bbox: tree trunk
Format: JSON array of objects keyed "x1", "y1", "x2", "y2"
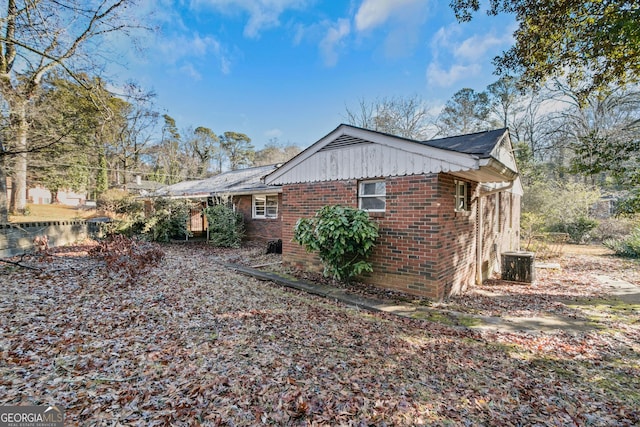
[
  {"x1": 0, "y1": 159, "x2": 8, "y2": 223},
  {"x1": 9, "y1": 101, "x2": 28, "y2": 214}
]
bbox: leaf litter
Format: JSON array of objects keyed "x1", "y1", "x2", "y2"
[{"x1": 1, "y1": 243, "x2": 639, "y2": 425}]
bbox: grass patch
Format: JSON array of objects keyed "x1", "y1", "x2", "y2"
[
  {"x1": 9, "y1": 203, "x2": 96, "y2": 223},
  {"x1": 531, "y1": 357, "x2": 640, "y2": 404},
  {"x1": 566, "y1": 298, "x2": 640, "y2": 325}
]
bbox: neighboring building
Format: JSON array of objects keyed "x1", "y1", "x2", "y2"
[
  {"x1": 124, "y1": 176, "x2": 166, "y2": 197},
  {"x1": 26, "y1": 185, "x2": 86, "y2": 206},
  {"x1": 28, "y1": 185, "x2": 52, "y2": 205},
  {"x1": 156, "y1": 165, "x2": 282, "y2": 241},
  {"x1": 264, "y1": 124, "x2": 522, "y2": 300},
  {"x1": 55, "y1": 189, "x2": 87, "y2": 206}
]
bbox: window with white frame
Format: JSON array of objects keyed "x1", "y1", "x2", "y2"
[
  {"x1": 253, "y1": 194, "x2": 278, "y2": 219},
  {"x1": 454, "y1": 180, "x2": 468, "y2": 212},
  {"x1": 359, "y1": 180, "x2": 386, "y2": 212}
]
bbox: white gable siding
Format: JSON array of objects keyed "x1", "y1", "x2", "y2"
[
  {"x1": 268, "y1": 143, "x2": 479, "y2": 184},
  {"x1": 490, "y1": 134, "x2": 518, "y2": 172}
]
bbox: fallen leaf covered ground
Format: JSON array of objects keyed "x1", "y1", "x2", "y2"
[{"x1": 1, "y1": 242, "x2": 639, "y2": 426}]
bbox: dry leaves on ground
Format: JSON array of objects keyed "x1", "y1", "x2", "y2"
[{"x1": 1, "y1": 243, "x2": 639, "y2": 426}]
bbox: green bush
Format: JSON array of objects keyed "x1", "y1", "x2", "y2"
[
  {"x1": 549, "y1": 216, "x2": 599, "y2": 244},
  {"x1": 522, "y1": 180, "x2": 600, "y2": 232},
  {"x1": 614, "y1": 192, "x2": 640, "y2": 217},
  {"x1": 604, "y1": 227, "x2": 640, "y2": 257},
  {"x1": 142, "y1": 198, "x2": 191, "y2": 242},
  {"x1": 204, "y1": 204, "x2": 244, "y2": 248},
  {"x1": 97, "y1": 189, "x2": 142, "y2": 215},
  {"x1": 98, "y1": 196, "x2": 190, "y2": 242},
  {"x1": 293, "y1": 205, "x2": 379, "y2": 282},
  {"x1": 593, "y1": 217, "x2": 637, "y2": 242}
]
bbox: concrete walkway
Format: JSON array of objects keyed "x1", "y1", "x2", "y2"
[
  {"x1": 228, "y1": 264, "x2": 639, "y2": 334},
  {"x1": 594, "y1": 274, "x2": 640, "y2": 303}
]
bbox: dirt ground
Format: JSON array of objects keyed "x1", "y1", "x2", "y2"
[
  {"x1": 1, "y1": 242, "x2": 639, "y2": 425},
  {"x1": 561, "y1": 243, "x2": 616, "y2": 256}
]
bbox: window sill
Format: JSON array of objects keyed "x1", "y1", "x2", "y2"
[
  {"x1": 367, "y1": 211, "x2": 385, "y2": 218},
  {"x1": 455, "y1": 210, "x2": 471, "y2": 218}
]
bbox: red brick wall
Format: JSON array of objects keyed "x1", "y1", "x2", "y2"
[
  {"x1": 234, "y1": 194, "x2": 283, "y2": 242},
  {"x1": 281, "y1": 174, "x2": 481, "y2": 300},
  {"x1": 281, "y1": 180, "x2": 358, "y2": 273},
  {"x1": 430, "y1": 174, "x2": 478, "y2": 297}
]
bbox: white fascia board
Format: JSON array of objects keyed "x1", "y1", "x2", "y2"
[
  {"x1": 223, "y1": 187, "x2": 282, "y2": 196},
  {"x1": 478, "y1": 157, "x2": 519, "y2": 181},
  {"x1": 162, "y1": 193, "x2": 210, "y2": 199}
]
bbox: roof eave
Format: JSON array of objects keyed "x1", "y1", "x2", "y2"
[
  {"x1": 451, "y1": 158, "x2": 518, "y2": 183},
  {"x1": 220, "y1": 186, "x2": 282, "y2": 196}
]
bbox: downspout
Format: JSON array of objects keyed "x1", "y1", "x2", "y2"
[
  {"x1": 476, "y1": 195, "x2": 483, "y2": 284},
  {"x1": 475, "y1": 180, "x2": 516, "y2": 285}
]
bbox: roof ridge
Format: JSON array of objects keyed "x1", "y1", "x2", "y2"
[{"x1": 421, "y1": 127, "x2": 508, "y2": 144}]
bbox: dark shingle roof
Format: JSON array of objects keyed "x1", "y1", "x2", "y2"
[{"x1": 419, "y1": 128, "x2": 508, "y2": 158}]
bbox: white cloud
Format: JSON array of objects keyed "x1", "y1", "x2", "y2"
[
  {"x1": 194, "y1": 0, "x2": 310, "y2": 38},
  {"x1": 426, "y1": 23, "x2": 513, "y2": 88},
  {"x1": 429, "y1": 25, "x2": 461, "y2": 60},
  {"x1": 454, "y1": 32, "x2": 512, "y2": 62},
  {"x1": 426, "y1": 62, "x2": 482, "y2": 87},
  {"x1": 157, "y1": 32, "x2": 232, "y2": 76},
  {"x1": 219, "y1": 56, "x2": 232, "y2": 75},
  {"x1": 319, "y1": 18, "x2": 351, "y2": 67},
  {"x1": 158, "y1": 34, "x2": 218, "y2": 60},
  {"x1": 354, "y1": 0, "x2": 425, "y2": 32},
  {"x1": 179, "y1": 63, "x2": 203, "y2": 80}
]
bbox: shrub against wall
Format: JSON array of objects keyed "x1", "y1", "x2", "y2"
[
  {"x1": 142, "y1": 198, "x2": 191, "y2": 242},
  {"x1": 293, "y1": 205, "x2": 379, "y2": 282},
  {"x1": 97, "y1": 189, "x2": 142, "y2": 215},
  {"x1": 96, "y1": 195, "x2": 191, "y2": 242},
  {"x1": 204, "y1": 204, "x2": 244, "y2": 248}
]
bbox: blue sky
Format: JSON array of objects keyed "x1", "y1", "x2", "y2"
[{"x1": 124, "y1": 0, "x2": 516, "y2": 150}]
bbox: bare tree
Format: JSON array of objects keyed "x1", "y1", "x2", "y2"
[
  {"x1": 109, "y1": 84, "x2": 158, "y2": 184},
  {"x1": 545, "y1": 80, "x2": 640, "y2": 185},
  {"x1": 0, "y1": 0, "x2": 146, "y2": 219},
  {"x1": 345, "y1": 95, "x2": 437, "y2": 140},
  {"x1": 253, "y1": 138, "x2": 301, "y2": 166}
]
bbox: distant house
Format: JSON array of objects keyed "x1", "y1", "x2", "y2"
[
  {"x1": 264, "y1": 124, "x2": 522, "y2": 300},
  {"x1": 55, "y1": 189, "x2": 87, "y2": 207},
  {"x1": 27, "y1": 185, "x2": 52, "y2": 205},
  {"x1": 156, "y1": 165, "x2": 282, "y2": 241},
  {"x1": 26, "y1": 185, "x2": 86, "y2": 206},
  {"x1": 124, "y1": 176, "x2": 165, "y2": 197}
]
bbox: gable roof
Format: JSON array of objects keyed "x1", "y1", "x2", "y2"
[
  {"x1": 419, "y1": 128, "x2": 508, "y2": 157},
  {"x1": 155, "y1": 164, "x2": 281, "y2": 199},
  {"x1": 264, "y1": 124, "x2": 519, "y2": 186}
]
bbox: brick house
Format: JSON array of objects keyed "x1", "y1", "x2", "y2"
[
  {"x1": 156, "y1": 164, "x2": 282, "y2": 241},
  {"x1": 264, "y1": 124, "x2": 522, "y2": 300}
]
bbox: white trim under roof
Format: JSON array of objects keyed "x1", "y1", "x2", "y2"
[{"x1": 265, "y1": 124, "x2": 518, "y2": 185}]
